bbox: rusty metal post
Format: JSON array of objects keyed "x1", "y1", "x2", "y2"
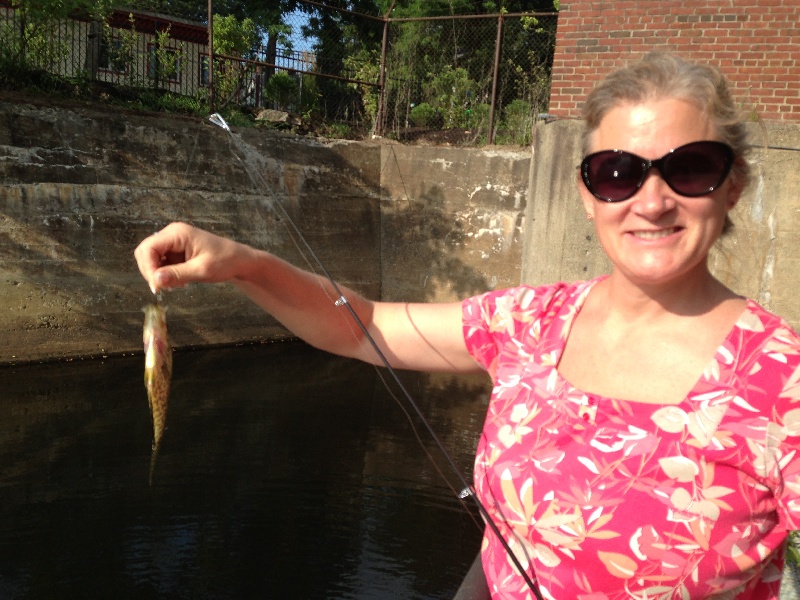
[
  {"x1": 375, "y1": 17, "x2": 389, "y2": 137},
  {"x1": 488, "y1": 13, "x2": 504, "y2": 145},
  {"x1": 207, "y1": 0, "x2": 214, "y2": 113}
]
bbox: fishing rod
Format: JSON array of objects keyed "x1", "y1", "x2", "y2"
[{"x1": 207, "y1": 113, "x2": 544, "y2": 600}]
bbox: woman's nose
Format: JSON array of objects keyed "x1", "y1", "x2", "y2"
[{"x1": 630, "y1": 170, "x2": 677, "y2": 216}]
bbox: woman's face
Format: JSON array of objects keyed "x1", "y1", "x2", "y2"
[{"x1": 578, "y1": 97, "x2": 743, "y2": 288}]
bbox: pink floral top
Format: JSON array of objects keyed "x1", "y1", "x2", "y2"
[{"x1": 462, "y1": 278, "x2": 800, "y2": 600}]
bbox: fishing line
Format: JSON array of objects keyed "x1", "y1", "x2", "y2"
[{"x1": 208, "y1": 113, "x2": 543, "y2": 600}]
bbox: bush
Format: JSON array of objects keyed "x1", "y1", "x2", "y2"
[
  {"x1": 298, "y1": 73, "x2": 321, "y2": 117},
  {"x1": 499, "y1": 99, "x2": 534, "y2": 146},
  {"x1": 264, "y1": 71, "x2": 299, "y2": 111},
  {"x1": 466, "y1": 102, "x2": 491, "y2": 130},
  {"x1": 409, "y1": 102, "x2": 442, "y2": 128},
  {"x1": 322, "y1": 122, "x2": 351, "y2": 139}
]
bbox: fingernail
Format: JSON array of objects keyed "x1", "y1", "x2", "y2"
[{"x1": 154, "y1": 271, "x2": 168, "y2": 289}]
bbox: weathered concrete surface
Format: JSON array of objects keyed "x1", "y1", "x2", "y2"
[
  {"x1": 379, "y1": 144, "x2": 530, "y2": 302},
  {"x1": 523, "y1": 119, "x2": 800, "y2": 330},
  {"x1": 0, "y1": 95, "x2": 383, "y2": 362},
  {"x1": 4, "y1": 94, "x2": 798, "y2": 365},
  {"x1": 0, "y1": 94, "x2": 530, "y2": 363}
]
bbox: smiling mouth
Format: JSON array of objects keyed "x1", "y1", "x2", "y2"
[{"x1": 632, "y1": 227, "x2": 680, "y2": 240}]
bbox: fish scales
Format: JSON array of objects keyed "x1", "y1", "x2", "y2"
[{"x1": 143, "y1": 303, "x2": 172, "y2": 485}]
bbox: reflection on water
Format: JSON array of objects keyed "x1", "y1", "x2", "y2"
[{"x1": 0, "y1": 342, "x2": 489, "y2": 599}]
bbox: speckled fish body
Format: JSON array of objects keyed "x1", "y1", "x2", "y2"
[{"x1": 143, "y1": 303, "x2": 172, "y2": 485}]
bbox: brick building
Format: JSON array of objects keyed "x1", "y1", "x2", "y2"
[{"x1": 548, "y1": 0, "x2": 800, "y2": 122}]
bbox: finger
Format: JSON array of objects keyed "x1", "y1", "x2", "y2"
[
  {"x1": 134, "y1": 226, "x2": 190, "y2": 293},
  {"x1": 153, "y1": 267, "x2": 187, "y2": 291},
  {"x1": 153, "y1": 248, "x2": 214, "y2": 290}
]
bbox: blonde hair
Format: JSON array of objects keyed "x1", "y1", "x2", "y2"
[{"x1": 581, "y1": 52, "x2": 751, "y2": 191}]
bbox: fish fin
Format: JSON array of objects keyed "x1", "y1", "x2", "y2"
[{"x1": 148, "y1": 440, "x2": 160, "y2": 487}]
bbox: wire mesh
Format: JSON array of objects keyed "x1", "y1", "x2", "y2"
[
  {"x1": 0, "y1": 0, "x2": 557, "y2": 146},
  {"x1": 381, "y1": 14, "x2": 557, "y2": 145}
]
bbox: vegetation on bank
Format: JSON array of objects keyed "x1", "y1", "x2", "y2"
[{"x1": 0, "y1": 0, "x2": 558, "y2": 144}]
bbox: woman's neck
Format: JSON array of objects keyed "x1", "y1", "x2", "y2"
[{"x1": 599, "y1": 266, "x2": 740, "y2": 322}]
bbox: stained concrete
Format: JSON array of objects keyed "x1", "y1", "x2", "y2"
[
  {"x1": 0, "y1": 95, "x2": 529, "y2": 363},
  {"x1": 379, "y1": 144, "x2": 530, "y2": 303}
]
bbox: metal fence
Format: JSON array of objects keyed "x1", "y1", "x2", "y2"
[
  {"x1": 0, "y1": 0, "x2": 557, "y2": 145},
  {"x1": 0, "y1": 3, "x2": 206, "y2": 92},
  {"x1": 381, "y1": 13, "x2": 557, "y2": 145}
]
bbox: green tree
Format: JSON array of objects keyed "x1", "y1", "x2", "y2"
[
  {"x1": 376, "y1": 0, "x2": 557, "y2": 139},
  {"x1": 296, "y1": 1, "x2": 382, "y2": 123},
  {"x1": 210, "y1": 13, "x2": 259, "y2": 108},
  {"x1": 1, "y1": 0, "x2": 114, "y2": 72},
  {"x1": 150, "y1": 24, "x2": 186, "y2": 89}
]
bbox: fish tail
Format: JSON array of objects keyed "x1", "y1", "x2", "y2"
[{"x1": 149, "y1": 440, "x2": 160, "y2": 487}]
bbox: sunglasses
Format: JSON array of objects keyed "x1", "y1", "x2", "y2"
[{"x1": 580, "y1": 140, "x2": 735, "y2": 202}]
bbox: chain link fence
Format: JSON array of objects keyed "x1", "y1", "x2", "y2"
[
  {"x1": 380, "y1": 13, "x2": 557, "y2": 145},
  {"x1": 0, "y1": 0, "x2": 557, "y2": 146}
]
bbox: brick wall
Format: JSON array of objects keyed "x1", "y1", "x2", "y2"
[{"x1": 548, "y1": 0, "x2": 800, "y2": 122}]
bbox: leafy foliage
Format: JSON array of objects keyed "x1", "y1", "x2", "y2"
[
  {"x1": 0, "y1": 0, "x2": 558, "y2": 145},
  {"x1": 150, "y1": 25, "x2": 186, "y2": 88},
  {"x1": 213, "y1": 13, "x2": 259, "y2": 57},
  {"x1": 1, "y1": 0, "x2": 113, "y2": 73},
  {"x1": 409, "y1": 103, "x2": 441, "y2": 128},
  {"x1": 789, "y1": 531, "x2": 800, "y2": 567},
  {"x1": 211, "y1": 13, "x2": 260, "y2": 108},
  {"x1": 344, "y1": 48, "x2": 380, "y2": 132},
  {"x1": 263, "y1": 70, "x2": 298, "y2": 110}
]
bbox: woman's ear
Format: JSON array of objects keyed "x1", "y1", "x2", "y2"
[
  {"x1": 578, "y1": 170, "x2": 596, "y2": 220},
  {"x1": 725, "y1": 158, "x2": 747, "y2": 211}
]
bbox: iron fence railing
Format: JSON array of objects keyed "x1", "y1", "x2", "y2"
[{"x1": 0, "y1": 0, "x2": 557, "y2": 145}]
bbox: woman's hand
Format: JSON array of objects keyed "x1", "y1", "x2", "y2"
[{"x1": 134, "y1": 222, "x2": 254, "y2": 294}]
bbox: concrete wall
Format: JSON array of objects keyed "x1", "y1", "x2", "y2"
[
  {"x1": 379, "y1": 144, "x2": 530, "y2": 303},
  {"x1": 0, "y1": 96, "x2": 381, "y2": 363},
  {"x1": 0, "y1": 94, "x2": 529, "y2": 364},
  {"x1": 523, "y1": 118, "x2": 800, "y2": 329},
  {"x1": 2, "y1": 94, "x2": 799, "y2": 365}
]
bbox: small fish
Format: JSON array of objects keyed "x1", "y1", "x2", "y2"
[{"x1": 143, "y1": 302, "x2": 172, "y2": 486}]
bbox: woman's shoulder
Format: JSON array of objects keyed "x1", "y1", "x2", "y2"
[
  {"x1": 464, "y1": 277, "x2": 602, "y2": 315},
  {"x1": 738, "y1": 299, "x2": 800, "y2": 347},
  {"x1": 733, "y1": 299, "x2": 800, "y2": 399},
  {"x1": 461, "y1": 278, "x2": 601, "y2": 366}
]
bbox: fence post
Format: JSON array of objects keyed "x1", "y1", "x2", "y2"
[
  {"x1": 85, "y1": 19, "x2": 102, "y2": 81},
  {"x1": 207, "y1": 0, "x2": 214, "y2": 113},
  {"x1": 375, "y1": 17, "x2": 389, "y2": 137},
  {"x1": 488, "y1": 13, "x2": 504, "y2": 145}
]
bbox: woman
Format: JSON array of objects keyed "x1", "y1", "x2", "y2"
[{"x1": 135, "y1": 53, "x2": 800, "y2": 599}]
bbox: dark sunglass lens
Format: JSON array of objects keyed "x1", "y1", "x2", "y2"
[
  {"x1": 586, "y1": 151, "x2": 643, "y2": 201},
  {"x1": 664, "y1": 142, "x2": 733, "y2": 196}
]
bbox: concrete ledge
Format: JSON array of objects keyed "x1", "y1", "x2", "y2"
[{"x1": 0, "y1": 98, "x2": 530, "y2": 363}]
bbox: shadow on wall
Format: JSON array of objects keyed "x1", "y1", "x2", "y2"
[
  {"x1": 378, "y1": 143, "x2": 527, "y2": 304},
  {"x1": 0, "y1": 191, "x2": 150, "y2": 356},
  {"x1": 380, "y1": 183, "x2": 493, "y2": 303},
  {"x1": 0, "y1": 97, "x2": 512, "y2": 362}
]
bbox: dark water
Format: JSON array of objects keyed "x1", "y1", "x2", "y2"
[{"x1": 0, "y1": 342, "x2": 489, "y2": 599}]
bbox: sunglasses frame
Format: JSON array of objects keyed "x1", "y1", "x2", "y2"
[{"x1": 580, "y1": 140, "x2": 735, "y2": 203}]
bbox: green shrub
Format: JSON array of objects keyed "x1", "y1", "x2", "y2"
[
  {"x1": 322, "y1": 122, "x2": 351, "y2": 139},
  {"x1": 501, "y1": 99, "x2": 534, "y2": 146},
  {"x1": 264, "y1": 71, "x2": 299, "y2": 111},
  {"x1": 298, "y1": 73, "x2": 321, "y2": 117},
  {"x1": 410, "y1": 102, "x2": 441, "y2": 128},
  {"x1": 466, "y1": 103, "x2": 491, "y2": 130}
]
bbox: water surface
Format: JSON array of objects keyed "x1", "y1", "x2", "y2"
[{"x1": 0, "y1": 342, "x2": 489, "y2": 599}]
